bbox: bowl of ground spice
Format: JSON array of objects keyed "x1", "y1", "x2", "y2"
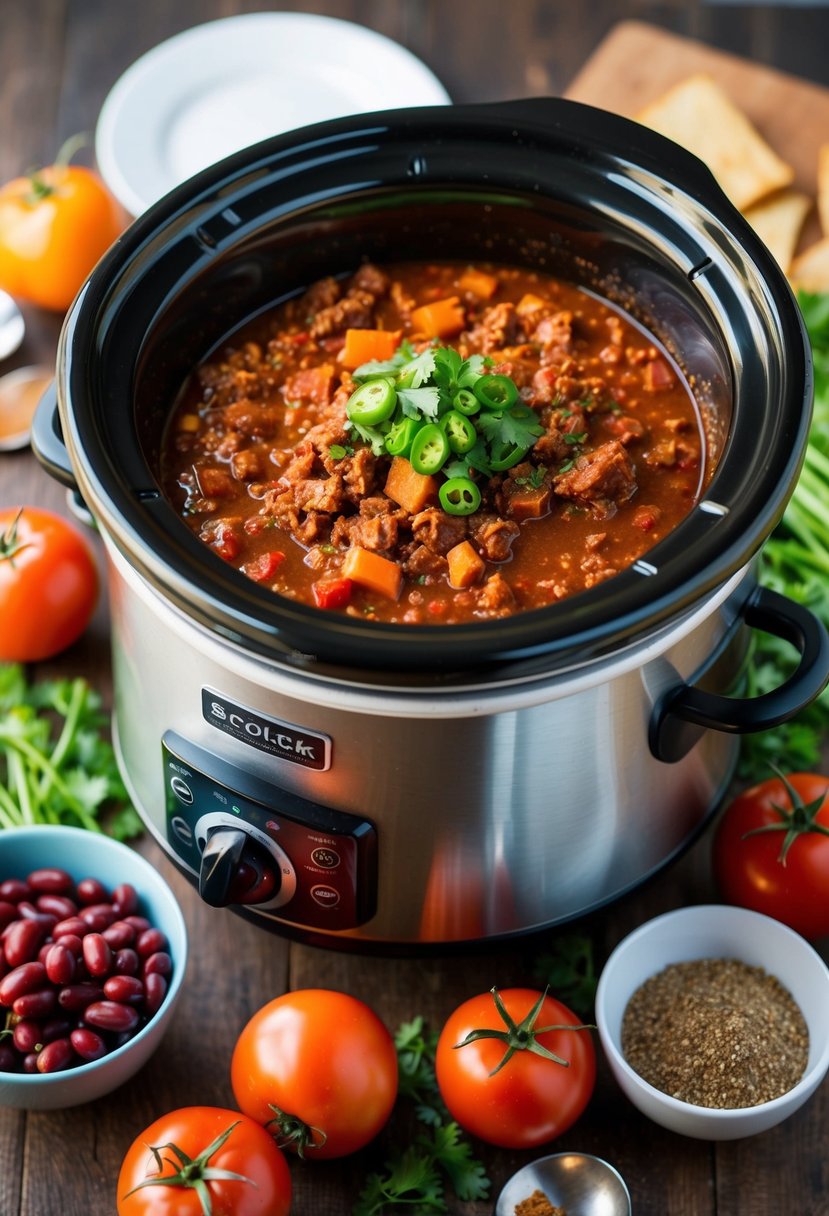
[{"x1": 595, "y1": 905, "x2": 829, "y2": 1139}]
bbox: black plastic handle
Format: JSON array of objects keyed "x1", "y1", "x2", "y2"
[
  {"x1": 650, "y1": 585, "x2": 829, "y2": 763},
  {"x1": 198, "y1": 826, "x2": 248, "y2": 908},
  {"x1": 30, "y1": 380, "x2": 78, "y2": 489}
]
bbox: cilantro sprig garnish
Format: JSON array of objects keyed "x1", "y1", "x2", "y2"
[
  {"x1": 345, "y1": 340, "x2": 543, "y2": 486},
  {"x1": 0, "y1": 663, "x2": 143, "y2": 839},
  {"x1": 354, "y1": 1016, "x2": 490, "y2": 1216}
]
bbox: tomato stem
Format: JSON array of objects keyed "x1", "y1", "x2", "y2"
[
  {"x1": 24, "y1": 133, "x2": 90, "y2": 204},
  {"x1": 741, "y1": 765, "x2": 829, "y2": 865},
  {"x1": 0, "y1": 509, "x2": 30, "y2": 566},
  {"x1": 265, "y1": 1102, "x2": 327, "y2": 1158},
  {"x1": 453, "y1": 986, "x2": 594, "y2": 1076},
  {"x1": 121, "y1": 1120, "x2": 256, "y2": 1216}
]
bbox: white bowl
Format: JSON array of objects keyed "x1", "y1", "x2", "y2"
[
  {"x1": 0, "y1": 825, "x2": 187, "y2": 1110},
  {"x1": 595, "y1": 904, "x2": 829, "y2": 1139}
]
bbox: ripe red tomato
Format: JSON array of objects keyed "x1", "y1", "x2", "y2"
[
  {"x1": 0, "y1": 506, "x2": 98, "y2": 661},
  {"x1": 0, "y1": 148, "x2": 125, "y2": 312},
  {"x1": 712, "y1": 771, "x2": 829, "y2": 939},
  {"x1": 435, "y1": 987, "x2": 596, "y2": 1149},
  {"x1": 230, "y1": 989, "x2": 397, "y2": 1160},
  {"x1": 116, "y1": 1106, "x2": 291, "y2": 1216}
]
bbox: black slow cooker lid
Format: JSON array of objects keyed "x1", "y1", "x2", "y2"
[{"x1": 57, "y1": 97, "x2": 811, "y2": 674}]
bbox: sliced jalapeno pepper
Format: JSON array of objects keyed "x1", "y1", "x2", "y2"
[
  {"x1": 346, "y1": 378, "x2": 397, "y2": 426},
  {"x1": 439, "y1": 476, "x2": 482, "y2": 516},
  {"x1": 440, "y1": 409, "x2": 477, "y2": 454},
  {"x1": 410, "y1": 423, "x2": 450, "y2": 475},
  {"x1": 488, "y1": 440, "x2": 531, "y2": 472},
  {"x1": 385, "y1": 416, "x2": 422, "y2": 458},
  {"x1": 453, "y1": 388, "x2": 480, "y2": 416},
  {"x1": 473, "y1": 373, "x2": 519, "y2": 411}
]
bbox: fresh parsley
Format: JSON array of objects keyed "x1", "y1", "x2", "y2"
[
  {"x1": 0, "y1": 664, "x2": 143, "y2": 839},
  {"x1": 354, "y1": 1016, "x2": 490, "y2": 1216}
]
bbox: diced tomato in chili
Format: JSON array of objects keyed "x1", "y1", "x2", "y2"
[
  {"x1": 211, "y1": 524, "x2": 242, "y2": 562},
  {"x1": 312, "y1": 577, "x2": 353, "y2": 610},
  {"x1": 244, "y1": 551, "x2": 286, "y2": 581}
]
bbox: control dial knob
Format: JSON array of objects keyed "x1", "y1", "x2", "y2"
[{"x1": 199, "y1": 826, "x2": 280, "y2": 908}]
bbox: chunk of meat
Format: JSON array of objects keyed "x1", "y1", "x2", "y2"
[
  {"x1": 532, "y1": 309, "x2": 573, "y2": 358},
  {"x1": 218, "y1": 399, "x2": 283, "y2": 438},
  {"x1": 340, "y1": 446, "x2": 378, "y2": 502},
  {"x1": 601, "y1": 413, "x2": 646, "y2": 445},
  {"x1": 554, "y1": 440, "x2": 637, "y2": 512},
  {"x1": 465, "y1": 302, "x2": 522, "y2": 353},
  {"x1": 309, "y1": 290, "x2": 376, "y2": 339},
  {"x1": 231, "y1": 449, "x2": 264, "y2": 481},
  {"x1": 403, "y1": 544, "x2": 448, "y2": 579},
  {"x1": 349, "y1": 263, "x2": 390, "y2": 298},
  {"x1": 330, "y1": 512, "x2": 399, "y2": 553},
  {"x1": 283, "y1": 365, "x2": 336, "y2": 407},
  {"x1": 411, "y1": 509, "x2": 468, "y2": 556},
  {"x1": 196, "y1": 466, "x2": 236, "y2": 497},
  {"x1": 472, "y1": 515, "x2": 520, "y2": 561},
  {"x1": 475, "y1": 572, "x2": 516, "y2": 615},
  {"x1": 300, "y1": 276, "x2": 341, "y2": 315},
  {"x1": 293, "y1": 476, "x2": 347, "y2": 514}
]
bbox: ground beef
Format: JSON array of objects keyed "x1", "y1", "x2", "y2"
[
  {"x1": 465, "y1": 301, "x2": 523, "y2": 353},
  {"x1": 350, "y1": 263, "x2": 390, "y2": 297},
  {"x1": 472, "y1": 515, "x2": 520, "y2": 561},
  {"x1": 217, "y1": 400, "x2": 283, "y2": 438},
  {"x1": 411, "y1": 509, "x2": 467, "y2": 555},
  {"x1": 475, "y1": 572, "x2": 516, "y2": 614},
  {"x1": 309, "y1": 290, "x2": 376, "y2": 339}
]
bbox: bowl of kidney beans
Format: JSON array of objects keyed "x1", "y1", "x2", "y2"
[{"x1": 0, "y1": 826, "x2": 187, "y2": 1109}]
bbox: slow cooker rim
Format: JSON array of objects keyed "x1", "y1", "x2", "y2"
[{"x1": 57, "y1": 97, "x2": 812, "y2": 674}]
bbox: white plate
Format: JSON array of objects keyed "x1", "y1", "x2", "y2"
[{"x1": 95, "y1": 12, "x2": 451, "y2": 216}]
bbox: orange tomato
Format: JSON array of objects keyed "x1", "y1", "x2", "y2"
[
  {"x1": 0, "y1": 151, "x2": 125, "y2": 312},
  {"x1": 0, "y1": 506, "x2": 98, "y2": 661}
]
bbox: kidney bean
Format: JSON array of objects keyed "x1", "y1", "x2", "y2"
[
  {"x1": 53, "y1": 915, "x2": 91, "y2": 939},
  {"x1": 0, "y1": 901, "x2": 18, "y2": 931},
  {"x1": 111, "y1": 883, "x2": 139, "y2": 916},
  {"x1": 36, "y1": 894, "x2": 78, "y2": 920},
  {"x1": 41, "y1": 1017, "x2": 72, "y2": 1044},
  {"x1": 45, "y1": 943, "x2": 76, "y2": 986},
  {"x1": 142, "y1": 951, "x2": 172, "y2": 979},
  {"x1": 0, "y1": 961, "x2": 47, "y2": 1005},
  {"x1": 13, "y1": 1020, "x2": 43, "y2": 1054},
  {"x1": 36, "y1": 1038, "x2": 75, "y2": 1073},
  {"x1": 70, "y1": 1027, "x2": 107, "y2": 1062},
  {"x1": 0, "y1": 944, "x2": 8, "y2": 981},
  {"x1": 114, "y1": 948, "x2": 139, "y2": 977},
  {"x1": 82, "y1": 933, "x2": 113, "y2": 978},
  {"x1": 0, "y1": 879, "x2": 30, "y2": 904},
  {"x1": 83, "y1": 1001, "x2": 139, "y2": 1033},
  {"x1": 16, "y1": 901, "x2": 41, "y2": 919},
  {"x1": 0, "y1": 1041, "x2": 18, "y2": 1072},
  {"x1": 123, "y1": 915, "x2": 151, "y2": 934},
  {"x1": 13, "y1": 987, "x2": 57, "y2": 1019},
  {"x1": 22, "y1": 1052, "x2": 39, "y2": 1073},
  {"x1": 102, "y1": 921, "x2": 135, "y2": 949},
  {"x1": 79, "y1": 904, "x2": 118, "y2": 931},
  {"x1": 144, "y1": 972, "x2": 168, "y2": 1017},
  {"x1": 103, "y1": 975, "x2": 144, "y2": 1005},
  {"x1": 27, "y1": 868, "x2": 74, "y2": 896},
  {"x1": 37, "y1": 943, "x2": 53, "y2": 966},
  {"x1": 76, "y1": 877, "x2": 109, "y2": 906},
  {"x1": 57, "y1": 983, "x2": 103, "y2": 1012},
  {"x1": 56, "y1": 933, "x2": 84, "y2": 959},
  {"x1": 3, "y1": 919, "x2": 48, "y2": 968},
  {"x1": 136, "y1": 928, "x2": 167, "y2": 959}
]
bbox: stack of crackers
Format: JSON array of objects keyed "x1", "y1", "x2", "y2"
[{"x1": 638, "y1": 74, "x2": 829, "y2": 291}]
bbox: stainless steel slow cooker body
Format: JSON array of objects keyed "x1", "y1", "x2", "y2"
[{"x1": 37, "y1": 98, "x2": 829, "y2": 946}]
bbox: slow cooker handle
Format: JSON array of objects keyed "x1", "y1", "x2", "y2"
[
  {"x1": 30, "y1": 380, "x2": 78, "y2": 489},
  {"x1": 649, "y1": 586, "x2": 829, "y2": 763}
]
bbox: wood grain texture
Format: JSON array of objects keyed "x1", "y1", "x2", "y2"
[{"x1": 1, "y1": 5, "x2": 828, "y2": 1216}]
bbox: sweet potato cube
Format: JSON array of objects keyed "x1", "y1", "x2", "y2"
[
  {"x1": 446, "y1": 540, "x2": 486, "y2": 589},
  {"x1": 342, "y1": 547, "x2": 402, "y2": 601},
  {"x1": 384, "y1": 456, "x2": 438, "y2": 514}
]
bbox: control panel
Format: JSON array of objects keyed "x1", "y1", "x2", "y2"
[{"x1": 162, "y1": 731, "x2": 377, "y2": 930}]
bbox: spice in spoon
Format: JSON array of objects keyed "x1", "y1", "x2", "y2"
[
  {"x1": 515, "y1": 1190, "x2": 567, "y2": 1216},
  {"x1": 621, "y1": 957, "x2": 808, "y2": 1108}
]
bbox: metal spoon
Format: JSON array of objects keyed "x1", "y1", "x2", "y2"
[
  {"x1": 0, "y1": 291, "x2": 24, "y2": 361},
  {"x1": 495, "y1": 1152, "x2": 632, "y2": 1216}
]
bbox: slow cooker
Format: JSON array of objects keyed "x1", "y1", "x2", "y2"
[{"x1": 34, "y1": 98, "x2": 829, "y2": 948}]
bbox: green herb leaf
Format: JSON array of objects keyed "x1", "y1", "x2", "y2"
[
  {"x1": 354, "y1": 1148, "x2": 446, "y2": 1216},
  {"x1": 397, "y1": 386, "x2": 442, "y2": 421},
  {"x1": 533, "y1": 933, "x2": 599, "y2": 1019},
  {"x1": 422, "y1": 1123, "x2": 490, "y2": 1203},
  {"x1": 0, "y1": 664, "x2": 142, "y2": 839}
]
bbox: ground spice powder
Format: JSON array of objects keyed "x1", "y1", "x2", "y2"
[
  {"x1": 621, "y1": 958, "x2": 809, "y2": 1108},
  {"x1": 514, "y1": 1190, "x2": 567, "y2": 1216}
]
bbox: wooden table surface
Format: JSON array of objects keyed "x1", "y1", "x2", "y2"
[{"x1": 2, "y1": 3, "x2": 829, "y2": 1214}]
